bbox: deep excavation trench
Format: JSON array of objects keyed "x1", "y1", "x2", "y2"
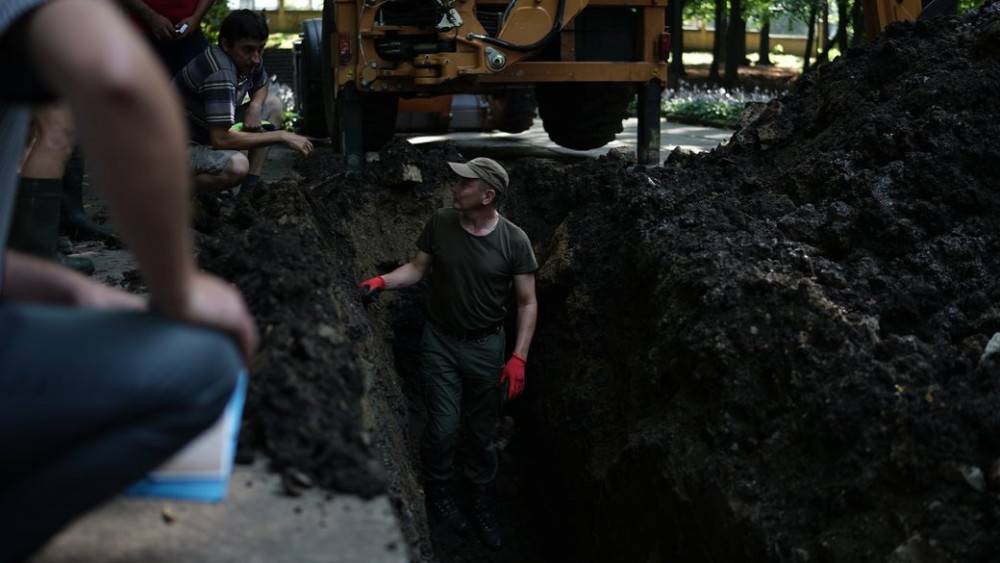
[{"x1": 197, "y1": 4, "x2": 1000, "y2": 562}]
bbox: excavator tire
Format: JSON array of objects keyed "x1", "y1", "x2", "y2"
[
  {"x1": 536, "y1": 83, "x2": 634, "y2": 150},
  {"x1": 492, "y1": 89, "x2": 537, "y2": 134},
  {"x1": 297, "y1": 19, "x2": 327, "y2": 137},
  {"x1": 299, "y1": 18, "x2": 397, "y2": 152}
]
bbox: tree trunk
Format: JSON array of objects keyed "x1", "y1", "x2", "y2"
[
  {"x1": 709, "y1": 0, "x2": 726, "y2": 83},
  {"x1": 820, "y1": 25, "x2": 840, "y2": 60},
  {"x1": 668, "y1": 0, "x2": 686, "y2": 87},
  {"x1": 819, "y1": 0, "x2": 830, "y2": 63},
  {"x1": 723, "y1": 0, "x2": 742, "y2": 88},
  {"x1": 803, "y1": 3, "x2": 817, "y2": 72},
  {"x1": 850, "y1": 0, "x2": 864, "y2": 46},
  {"x1": 758, "y1": 17, "x2": 772, "y2": 66},
  {"x1": 820, "y1": 0, "x2": 849, "y2": 59},
  {"x1": 836, "y1": 0, "x2": 849, "y2": 51},
  {"x1": 735, "y1": 17, "x2": 747, "y2": 65}
]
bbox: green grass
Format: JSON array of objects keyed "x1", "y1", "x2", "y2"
[
  {"x1": 682, "y1": 51, "x2": 805, "y2": 70},
  {"x1": 663, "y1": 98, "x2": 746, "y2": 127}
]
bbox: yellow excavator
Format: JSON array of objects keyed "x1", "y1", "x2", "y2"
[{"x1": 295, "y1": 0, "x2": 669, "y2": 168}]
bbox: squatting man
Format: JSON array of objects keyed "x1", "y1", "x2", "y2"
[
  {"x1": 359, "y1": 157, "x2": 538, "y2": 551},
  {"x1": 174, "y1": 9, "x2": 314, "y2": 192}
]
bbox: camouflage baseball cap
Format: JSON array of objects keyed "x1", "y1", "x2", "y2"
[{"x1": 447, "y1": 157, "x2": 509, "y2": 192}]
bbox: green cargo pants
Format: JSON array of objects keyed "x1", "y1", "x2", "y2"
[{"x1": 420, "y1": 322, "x2": 506, "y2": 485}]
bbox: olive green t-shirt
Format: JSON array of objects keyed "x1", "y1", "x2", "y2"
[{"x1": 417, "y1": 208, "x2": 538, "y2": 333}]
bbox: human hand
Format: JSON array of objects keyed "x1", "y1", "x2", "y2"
[
  {"x1": 156, "y1": 272, "x2": 259, "y2": 366},
  {"x1": 146, "y1": 12, "x2": 176, "y2": 40},
  {"x1": 358, "y1": 275, "x2": 385, "y2": 304},
  {"x1": 283, "y1": 132, "x2": 314, "y2": 157},
  {"x1": 175, "y1": 16, "x2": 198, "y2": 38},
  {"x1": 72, "y1": 278, "x2": 147, "y2": 311},
  {"x1": 499, "y1": 353, "x2": 526, "y2": 400}
]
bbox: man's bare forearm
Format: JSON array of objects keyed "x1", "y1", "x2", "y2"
[
  {"x1": 191, "y1": 0, "x2": 214, "y2": 22},
  {"x1": 513, "y1": 302, "x2": 537, "y2": 359},
  {"x1": 382, "y1": 262, "x2": 427, "y2": 290},
  {"x1": 242, "y1": 86, "x2": 268, "y2": 130},
  {"x1": 119, "y1": 0, "x2": 160, "y2": 24},
  {"x1": 211, "y1": 129, "x2": 286, "y2": 151},
  {"x1": 247, "y1": 86, "x2": 268, "y2": 114},
  {"x1": 2, "y1": 251, "x2": 87, "y2": 305}
]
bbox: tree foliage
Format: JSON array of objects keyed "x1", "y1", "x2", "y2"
[{"x1": 201, "y1": 0, "x2": 230, "y2": 44}]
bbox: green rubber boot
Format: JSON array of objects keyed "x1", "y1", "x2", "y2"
[{"x1": 60, "y1": 149, "x2": 116, "y2": 242}]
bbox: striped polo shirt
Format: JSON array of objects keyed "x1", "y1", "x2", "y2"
[{"x1": 173, "y1": 44, "x2": 267, "y2": 145}]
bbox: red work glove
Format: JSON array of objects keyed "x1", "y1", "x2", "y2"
[
  {"x1": 500, "y1": 353, "x2": 526, "y2": 400},
  {"x1": 358, "y1": 275, "x2": 386, "y2": 303}
]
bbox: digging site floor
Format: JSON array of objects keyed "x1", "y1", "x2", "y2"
[{"x1": 35, "y1": 4, "x2": 1000, "y2": 561}]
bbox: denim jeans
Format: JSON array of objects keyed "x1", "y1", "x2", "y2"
[{"x1": 0, "y1": 303, "x2": 242, "y2": 562}]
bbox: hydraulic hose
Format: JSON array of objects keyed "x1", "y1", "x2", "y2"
[{"x1": 466, "y1": 0, "x2": 566, "y2": 52}]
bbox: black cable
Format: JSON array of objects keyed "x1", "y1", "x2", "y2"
[{"x1": 469, "y1": 0, "x2": 566, "y2": 52}]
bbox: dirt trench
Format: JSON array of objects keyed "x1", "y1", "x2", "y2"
[{"x1": 196, "y1": 3, "x2": 1000, "y2": 561}]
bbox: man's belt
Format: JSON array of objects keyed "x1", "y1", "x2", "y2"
[{"x1": 432, "y1": 321, "x2": 503, "y2": 343}]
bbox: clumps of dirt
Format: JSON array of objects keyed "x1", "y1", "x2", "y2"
[
  {"x1": 506, "y1": 4, "x2": 1000, "y2": 562},
  {"x1": 195, "y1": 184, "x2": 388, "y2": 498}
]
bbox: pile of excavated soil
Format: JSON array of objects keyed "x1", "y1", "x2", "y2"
[
  {"x1": 512, "y1": 4, "x2": 1000, "y2": 562},
  {"x1": 197, "y1": 3, "x2": 1000, "y2": 561},
  {"x1": 195, "y1": 141, "x2": 465, "y2": 560}
]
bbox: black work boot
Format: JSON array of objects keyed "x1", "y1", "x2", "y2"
[
  {"x1": 425, "y1": 481, "x2": 470, "y2": 536},
  {"x1": 470, "y1": 484, "x2": 503, "y2": 551},
  {"x1": 60, "y1": 149, "x2": 116, "y2": 242},
  {"x1": 10, "y1": 178, "x2": 95, "y2": 275}
]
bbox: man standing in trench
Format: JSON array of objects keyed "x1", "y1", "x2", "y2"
[{"x1": 359, "y1": 157, "x2": 538, "y2": 551}]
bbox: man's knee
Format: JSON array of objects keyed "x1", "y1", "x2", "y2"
[
  {"x1": 424, "y1": 416, "x2": 461, "y2": 447},
  {"x1": 27, "y1": 0, "x2": 155, "y2": 112},
  {"x1": 223, "y1": 153, "x2": 250, "y2": 185},
  {"x1": 153, "y1": 324, "x2": 242, "y2": 422}
]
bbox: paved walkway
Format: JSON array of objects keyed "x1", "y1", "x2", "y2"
[
  {"x1": 31, "y1": 462, "x2": 407, "y2": 563},
  {"x1": 404, "y1": 117, "x2": 733, "y2": 159}
]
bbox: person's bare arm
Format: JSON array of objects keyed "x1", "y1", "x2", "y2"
[
  {"x1": 208, "y1": 125, "x2": 313, "y2": 156},
  {"x1": 119, "y1": 0, "x2": 174, "y2": 40},
  {"x1": 382, "y1": 251, "x2": 433, "y2": 289},
  {"x1": 175, "y1": 0, "x2": 214, "y2": 38},
  {"x1": 3, "y1": 251, "x2": 145, "y2": 310},
  {"x1": 242, "y1": 85, "x2": 268, "y2": 131},
  {"x1": 511, "y1": 273, "x2": 537, "y2": 359},
  {"x1": 27, "y1": 0, "x2": 257, "y2": 361}
]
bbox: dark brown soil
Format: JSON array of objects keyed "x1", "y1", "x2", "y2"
[
  {"x1": 510, "y1": 5, "x2": 1000, "y2": 562},
  {"x1": 195, "y1": 3, "x2": 1000, "y2": 561}
]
